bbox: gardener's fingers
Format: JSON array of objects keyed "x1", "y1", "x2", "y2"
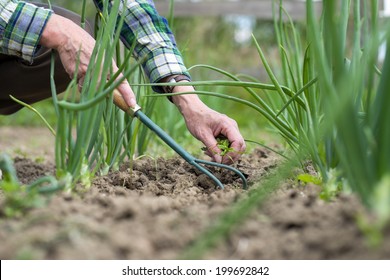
[
  {"x1": 111, "y1": 66, "x2": 137, "y2": 108},
  {"x1": 77, "y1": 76, "x2": 85, "y2": 92},
  {"x1": 202, "y1": 137, "x2": 223, "y2": 164},
  {"x1": 116, "y1": 81, "x2": 136, "y2": 108},
  {"x1": 221, "y1": 125, "x2": 246, "y2": 164},
  {"x1": 202, "y1": 129, "x2": 246, "y2": 165},
  {"x1": 172, "y1": 94, "x2": 245, "y2": 164},
  {"x1": 196, "y1": 114, "x2": 245, "y2": 164},
  {"x1": 207, "y1": 114, "x2": 245, "y2": 164}
]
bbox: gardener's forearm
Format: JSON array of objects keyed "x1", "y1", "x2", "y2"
[
  {"x1": 0, "y1": 1, "x2": 52, "y2": 62},
  {"x1": 39, "y1": 14, "x2": 70, "y2": 50},
  {"x1": 171, "y1": 86, "x2": 208, "y2": 117},
  {"x1": 92, "y1": 0, "x2": 191, "y2": 89}
]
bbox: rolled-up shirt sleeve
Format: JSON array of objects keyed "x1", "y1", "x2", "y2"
[
  {"x1": 93, "y1": 0, "x2": 191, "y2": 91},
  {"x1": 0, "y1": 0, "x2": 52, "y2": 63}
]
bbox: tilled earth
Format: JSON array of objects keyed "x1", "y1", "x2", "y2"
[{"x1": 0, "y1": 129, "x2": 390, "y2": 259}]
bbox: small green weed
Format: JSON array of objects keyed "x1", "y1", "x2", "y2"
[
  {"x1": 201, "y1": 135, "x2": 237, "y2": 162},
  {"x1": 215, "y1": 135, "x2": 235, "y2": 157},
  {"x1": 0, "y1": 153, "x2": 65, "y2": 217},
  {"x1": 0, "y1": 181, "x2": 45, "y2": 218},
  {"x1": 296, "y1": 173, "x2": 322, "y2": 185}
]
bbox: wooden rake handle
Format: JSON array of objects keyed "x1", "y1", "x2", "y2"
[{"x1": 112, "y1": 89, "x2": 141, "y2": 117}]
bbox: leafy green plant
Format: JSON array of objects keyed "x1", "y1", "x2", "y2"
[
  {"x1": 159, "y1": 1, "x2": 390, "y2": 223},
  {"x1": 181, "y1": 0, "x2": 390, "y2": 258},
  {"x1": 0, "y1": 153, "x2": 64, "y2": 217},
  {"x1": 305, "y1": 0, "x2": 390, "y2": 225},
  {"x1": 216, "y1": 136, "x2": 235, "y2": 157},
  {"x1": 9, "y1": 95, "x2": 56, "y2": 136},
  {"x1": 201, "y1": 135, "x2": 235, "y2": 158},
  {"x1": 48, "y1": 0, "x2": 157, "y2": 187},
  {"x1": 5, "y1": 0, "x2": 189, "y2": 190}
]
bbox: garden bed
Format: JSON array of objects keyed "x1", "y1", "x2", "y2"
[{"x1": 0, "y1": 127, "x2": 389, "y2": 259}]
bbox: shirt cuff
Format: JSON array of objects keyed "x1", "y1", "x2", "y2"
[
  {"x1": 1, "y1": 2, "x2": 52, "y2": 63},
  {"x1": 142, "y1": 47, "x2": 191, "y2": 93}
]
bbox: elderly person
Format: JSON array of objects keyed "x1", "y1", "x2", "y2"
[{"x1": 0, "y1": 0, "x2": 245, "y2": 163}]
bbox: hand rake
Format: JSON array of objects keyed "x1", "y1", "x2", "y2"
[{"x1": 113, "y1": 90, "x2": 247, "y2": 189}]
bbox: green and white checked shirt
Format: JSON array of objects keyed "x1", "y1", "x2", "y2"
[
  {"x1": 0, "y1": 1, "x2": 50, "y2": 62},
  {"x1": 0, "y1": 0, "x2": 190, "y2": 88}
]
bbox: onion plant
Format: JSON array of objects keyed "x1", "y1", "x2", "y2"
[
  {"x1": 306, "y1": 0, "x2": 390, "y2": 229},
  {"x1": 50, "y1": 0, "x2": 154, "y2": 186},
  {"x1": 5, "y1": 0, "x2": 178, "y2": 188},
  {"x1": 180, "y1": 0, "x2": 390, "y2": 258},
  {"x1": 159, "y1": 0, "x2": 390, "y2": 221}
]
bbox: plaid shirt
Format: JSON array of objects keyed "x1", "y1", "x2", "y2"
[
  {"x1": 0, "y1": 0, "x2": 190, "y2": 86},
  {"x1": 0, "y1": 1, "x2": 51, "y2": 62}
]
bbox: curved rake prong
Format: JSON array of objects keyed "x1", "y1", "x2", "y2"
[
  {"x1": 194, "y1": 159, "x2": 248, "y2": 189},
  {"x1": 190, "y1": 161, "x2": 224, "y2": 189}
]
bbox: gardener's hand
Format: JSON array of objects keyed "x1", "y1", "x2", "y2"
[
  {"x1": 39, "y1": 14, "x2": 136, "y2": 107},
  {"x1": 172, "y1": 86, "x2": 246, "y2": 164}
]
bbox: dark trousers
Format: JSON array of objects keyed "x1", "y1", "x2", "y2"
[{"x1": 0, "y1": 4, "x2": 92, "y2": 115}]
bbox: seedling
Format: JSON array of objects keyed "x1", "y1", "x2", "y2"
[
  {"x1": 0, "y1": 153, "x2": 64, "y2": 217},
  {"x1": 216, "y1": 135, "x2": 235, "y2": 157},
  {"x1": 201, "y1": 135, "x2": 235, "y2": 160}
]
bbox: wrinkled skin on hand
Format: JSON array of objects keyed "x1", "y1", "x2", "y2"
[
  {"x1": 39, "y1": 14, "x2": 136, "y2": 108},
  {"x1": 172, "y1": 85, "x2": 246, "y2": 164}
]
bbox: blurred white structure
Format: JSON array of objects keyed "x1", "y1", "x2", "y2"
[
  {"x1": 381, "y1": 0, "x2": 390, "y2": 16},
  {"x1": 153, "y1": 0, "x2": 320, "y2": 20},
  {"x1": 379, "y1": 0, "x2": 390, "y2": 62}
]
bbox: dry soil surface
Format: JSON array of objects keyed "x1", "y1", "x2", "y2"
[{"x1": 0, "y1": 127, "x2": 390, "y2": 259}]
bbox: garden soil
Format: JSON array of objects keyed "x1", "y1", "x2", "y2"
[{"x1": 1, "y1": 127, "x2": 390, "y2": 260}]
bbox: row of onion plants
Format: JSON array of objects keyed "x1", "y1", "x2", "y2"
[
  {"x1": 180, "y1": 0, "x2": 390, "y2": 257},
  {"x1": 51, "y1": 0, "x2": 158, "y2": 188}
]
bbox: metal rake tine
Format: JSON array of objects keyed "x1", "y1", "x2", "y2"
[
  {"x1": 194, "y1": 159, "x2": 248, "y2": 189},
  {"x1": 190, "y1": 161, "x2": 225, "y2": 189}
]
